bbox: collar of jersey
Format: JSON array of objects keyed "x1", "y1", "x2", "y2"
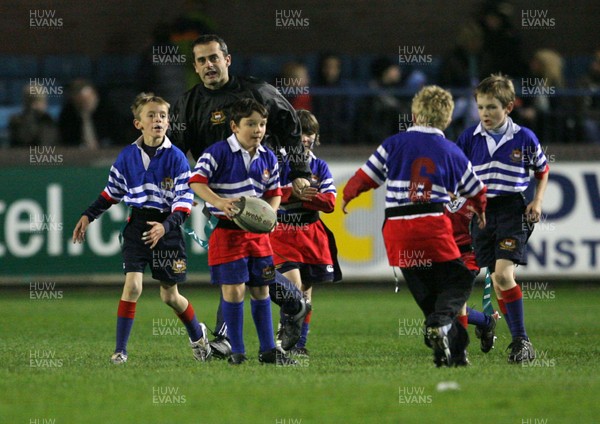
[
  {"x1": 406, "y1": 125, "x2": 445, "y2": 138},
  {"x1": 473, "y1": 117, "x2": 521, "y2": 157},
  {"x1": 473, "y1": 117, "x2": 521, "y2": 139},
  {"x1": 132, "y1": 135, "x2": 172, "y2": 150},
  {"x1": 226, "y1": 134, "x2": 267, "y2": 155}
]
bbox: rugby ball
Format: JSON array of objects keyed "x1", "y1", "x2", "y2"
[{"x1": 231, "y1": 196, "x2": 277, "y2": 233}]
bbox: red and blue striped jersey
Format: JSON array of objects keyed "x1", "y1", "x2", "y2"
[
  {"x1": 456, "y1": 118, "x2": 548, "y2": 198},
  {"x1": 359, "y1": 126, "x2": 484, "y2": 212},
  {"x1": 189, "y1": 134, "x2": 281, "y2": 216},
  {"x1": 101, "y1": 136, "x2": 193, "y2": 214}
]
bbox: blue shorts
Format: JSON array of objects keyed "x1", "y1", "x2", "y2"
[
  {"x1": 121, "y1": 217, "x2": 187, "y2": 285},
  {"x1": 210, "y1": 256, "x2": 276, "y2": 287},
  {"x1": 472, "y1": 193, "x2": 533, "y2": 272},
  {"x1": 276, "y1": 262, "x2": 335, "y2": 284}
]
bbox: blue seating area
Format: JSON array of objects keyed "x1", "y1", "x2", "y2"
[{"x1": 0, "y1": 52, "x2": 594, "y2": 146}]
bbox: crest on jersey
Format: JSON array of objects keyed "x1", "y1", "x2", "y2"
[
  {"x1": 310, "y1": 174, "x2": 319, "y2": 185},
  {"x1": 261, "y1": 168, "x2": 271, "y2": 183},
  {"x1": 499, "y1": 238, "x2": 517, "y2": 251},
  {"x1": 161, "y1": 177, "x2": 174, "y2": 190},
  {"x1": 172, "y1": 259, "x2": 187, "y2": 273},
  {"x1": 510, "y1": 148, "x2": 523, "y2": 162},
  {"x1": 445, "y1": 197, "x2": 467, "y2": 213},
  {"x1": 210, "y1": 110, "x2": 226, "y2": 125}
]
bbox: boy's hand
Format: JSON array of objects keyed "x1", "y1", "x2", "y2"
[
  {"x1": 292, "y1": 178, "x2": 310, "y2": 198},
  {"x1": 341, "y1": 198, "x2": 351, "y2": 214},
  {"x1": 466, "y1": 205, "x2": 486, "y2": 229},
  {"x1": 144, "y1": 221, "x2": 166, "y2": 249},
  {"x1": 72, "y1": 215, "x2": 90, "y2": 243},
  {"x1": 215, "y1": 197, "x2": 241, "y2": 218},
  {"x1": 295, "y1": 186, "x2": 318, "y2": 202},
  {"x1": 525, "y1": 199, "x2": 542, "y2": 223}
]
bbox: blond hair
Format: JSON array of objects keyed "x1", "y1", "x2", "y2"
[
  {"x1": 411, "y1": 85, "x2": 454, "y2": 130},
  {"x1": 131, "y1": 92, "x2": 169, "y2": 120},
  {"x1": 532, "y1": 49, "x2": 564, "y2": 87},
  {"x1": 475, "y1": 74, "x2": 516, "y2": 107}
]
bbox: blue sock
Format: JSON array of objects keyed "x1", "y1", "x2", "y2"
[
  {"x1": 466, "y1": 307, "x2": 491, "y2": 328},
  {"x1": 251, "y1": 297, "x2": 275, "y2": 352},
  {"x1": 177, "y1": 303, "x2": 203, "y2": 342},
  {"x1": 222, "y1": 299, "x2": 245, "y2": 354},
  {"x1": 296, "y1": 322, "x2": 310, "y2": 348},
  {"x1": 115, "y1": 317, "x2": 134, "y2": 354},
  {"x1": 115, "y1": 300, "x2": 136, "y2": 355},
  {"x1": 503, "y1": 286, "x2": 528, "y2": 340}
]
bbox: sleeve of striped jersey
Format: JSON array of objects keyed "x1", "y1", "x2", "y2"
[
  {"x1": 171, "y1": 159, "x2": 194, "y2": 214},
  {"x1": 359, "y1": 145, "x2": 388, "y2": 186},
  {"x1": 527, "y1": 134, "x2": 550, "y2": 178},
  {"x1": 456, "y1": 161, "x2": 486, "y2": 199},
  {"x1": 303, "y1": 192, "x2": 336, "y2": 213},
  {"x1": 189, "y1": 150, "x2": 218, "y2": 184},
  {"x1": 101, "y1": 163, "x2": 127, "y2": 203},
  {"x1": 343, "y1": 168, "x2": 380, "y2": 203},
  {"x1": 316, "y1": 159, "x2": 337, "y2": 195}
]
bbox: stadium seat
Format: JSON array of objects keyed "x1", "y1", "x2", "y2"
[
  {"x1": 0, "y1": 55, "x2": 39, "y2": 78},
  {"x1": 41, "y1": 55, "x2": 93, "y2": 80},
  {"x1": 94, "y1": 55, "x2": 141, "y2": 86}
]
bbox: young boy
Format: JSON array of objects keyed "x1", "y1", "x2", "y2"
[
  {"x1": 189, "y1": 98, "x2": 297, "y2": 365},
  {"x1": 72, "y1": 93, "x2": 211, "y2": 364},
  {"x1": 271, "y1": 110, "x2": 339, "y2": 356},
  {"x1": 343, "y1": 86, "x2": 487, "y2": 367},
  {"x1": 456, "y1": 74, "x2": 549, "y2": 363},
  {"x1": 445, "y1": 196, "x2": 499, "y2": 353}
]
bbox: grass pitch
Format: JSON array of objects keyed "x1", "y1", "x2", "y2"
[{"x1": 1, "y1": 282, "x2": 599, "y2": 423}]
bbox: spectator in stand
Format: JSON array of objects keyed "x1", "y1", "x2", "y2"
[
  {"x1": 137, "y1": 24, "x2": 188, "y2": 105},
  {"x1": 312, "y1": 52, "x2": 354, "y2": 145},
  {"x1": 439, "y1": 22, "x2": 485, "y2": 139},
  {"x1": 517, "y1": 49, "x2": 574, "y2": 143},
  {"x1": 9, "y1": 83, "x2": 58, "y2": 147},
  {"x1": 58, "y1": 79, "x2": 122, "y2": 148},
  {"x1": 477, "y1": 1, "x2": 527, "y2": 79},
  {"x1": 577, "y1": 50, "x2": 600, "y2": 143},
  {"x1": 354, "y1": 56, "x2": 411, "y2": 145},
  {"x1": 279, "y1": 61, "x2": 313, "y2": 111}
]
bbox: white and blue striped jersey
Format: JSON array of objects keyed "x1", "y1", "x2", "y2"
[
  {"x1": 101, "y1": 136, "x2": 193, "y2": 214},
  {"x1": 360, "y1": 126, "x2": 484, "y2": 211},
  {"x1": 456, "y1": 118, "x2": 548, "y2": 198},
  {"x1": 189, "y1": 134, "x2": 281, "y2": 217}
]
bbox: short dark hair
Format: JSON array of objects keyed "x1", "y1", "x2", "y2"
[
  {"x1": 230, "y1": 98, "x2": 268, "y2": 125},
  {"x1": 475, "y1": 73, "x2": 515, "y2": 107},
  {"x1": 192, "y1": 34, "x2": 229, "y2": 56}
]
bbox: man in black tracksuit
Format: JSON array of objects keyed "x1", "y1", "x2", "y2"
[{"x1": 170, "y1": 34, "x2": 312, "y2": 359}]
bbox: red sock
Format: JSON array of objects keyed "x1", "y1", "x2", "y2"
[
  {"x1": 177, "y1": 303, "x2": 195, "y2": 323},
  {"x1": 497, "y1": 298, "x2": 507, "y2": 315},
  {"x1": 501, "y1": 285, "x2": 523, "y2": 303},
  {"x1": 117, "y1": 300, "x2": 136, "y2": 318},
  {"x1": 457, "y1": 315, "x2": 468, "y2": 329},
  {"x1": 304, "y1": 310, "x2": 312, "y2": 324}
]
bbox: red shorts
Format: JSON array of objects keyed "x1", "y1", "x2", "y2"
[
  {"x1": 208, "y1": 227, "x2": 272, "y2": 266},
  {"x1": 383, "y1": 215, "x2": 460, "y2": 267},
  {"x1": 270, "y1": 220, "x2": 332, "y2": 266}
]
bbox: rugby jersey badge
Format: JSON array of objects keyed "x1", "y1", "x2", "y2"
[
  {"x1": 262, "y1": 169, "x2": 271, "y2": 183},
  {"x1": 210, "y1": 110, "x2": 226, "y2": 125},
  {"x1": 161, "y1": 177, "x2": 174, "y2": 190},
  {"x1": 510, "y1": 148, "x2": 523, "y2": 162}
]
